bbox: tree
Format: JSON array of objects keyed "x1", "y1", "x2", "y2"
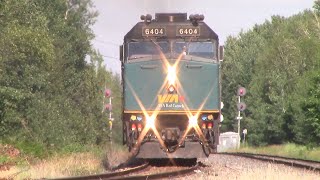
[
  {"x1": 222, "y1": 9, "x2": 320, "y2": 146},
  {"x1": 0, "y1": 0, "x2": 122, "y2": 150}
]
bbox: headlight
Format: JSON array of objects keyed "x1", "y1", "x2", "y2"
[
  {"x1": 168, "y1": 84, "x2": 176, "y2": 93},
  {"x1": 189, "y1": 116, "x2": 198, "y2": 127},
  {"x1": 146, "y1": 116, "x2": 155, "y2": 128},
  {"x1": 167, "y1": 66, "x2": 176, "y2": 85}
]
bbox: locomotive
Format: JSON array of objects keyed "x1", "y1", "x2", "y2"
[{"x1": 120, "y1": 13, "x2": 223, "y2": 159}]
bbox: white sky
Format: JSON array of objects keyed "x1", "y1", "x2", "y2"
[{"x1": 91, "y1": 0, "x2": 315, "y2": 73}]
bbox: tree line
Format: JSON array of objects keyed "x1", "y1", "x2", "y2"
[
  {"x1": 0, "y1": 0, "x2": 122, "y2": 153},
  {"x1": 221, "y1": 1, "x2": 320, "y2": 146}
]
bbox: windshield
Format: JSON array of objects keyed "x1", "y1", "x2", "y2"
[
  {"x1": 174, "y1": 42, "x2": 215, "y2": 59},
  {"x1": 128, "y1": 41, "x2": 216, "y2": 60},
  {"x1": 128, "y1": 42, "x2": 169, "y2": 59}
]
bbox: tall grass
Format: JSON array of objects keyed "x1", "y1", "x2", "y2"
[
  {"x1": 0, "y1": 143, "x2": 130, "y2": 179},
  {"x1": 236, "y1": 143, "x2": 320, "y2": 161}
]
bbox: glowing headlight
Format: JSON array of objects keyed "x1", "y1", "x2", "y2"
[
  {"x1": 168, "y1": 85, "x2": 175, "y2": 93},
  {"x1": 146, "y1": 116, "x2": 155, "y2": 128},
  {"x1": 167, "y1": 66, "x2": 176, "y2": 85},
  {"x1": 189, "y1": 116, "x2": 198, "y2": 127},
  {"x1": 137, "y1": 115, "x2": 143, "y2": 121}
]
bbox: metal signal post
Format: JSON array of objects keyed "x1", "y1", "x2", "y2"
[
  {"x1": 104, "y1": 88, "x2": 113, "y2": 142},
  {"x1": 236, "y1": 87, "x2": 246, "y2": 148},
  {"x1": 237, "y1": 96, "x2": 242, "y2": 135}
]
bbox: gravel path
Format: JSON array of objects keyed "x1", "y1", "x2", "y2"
[{"x1": 176, "y1": 154, "x2": 320, "y2": 180}]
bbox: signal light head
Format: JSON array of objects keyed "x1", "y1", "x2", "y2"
[
  {"x1": 207, "y1": 122, "x2": 213, "y2": 129},
  {"x1": 207, "y1": 114, "x2": 213, "y2": 121},
  {"x1": 237, "y1": 87, "x2": 246, "y2": 96},
  {"x1": 104, "y1": 89, "x2": 112, "y2": 98},
  {"x1": 237, "y1": 102, "x2": 247, "y2": 111},
  {"x1": 105, "y1": 104, "x2": 112, "y2": 111}
]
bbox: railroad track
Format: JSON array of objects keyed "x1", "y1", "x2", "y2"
[
  {"x1": 50, "y1": 161, "x2": 199, "y2": 180},
  {"x1": 221, "y1": 152, "x2": 320, "y2": 171},
  {"x1": 50, "y1": 162, "x2": 149, "y2": 180}
]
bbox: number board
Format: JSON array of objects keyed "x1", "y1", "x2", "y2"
[
  {"x1": 142, "y1": 27, "x2": 166, "y2": 36},
  {"x1": 176, "y1": 27, "x2": 200, "y2": 36}
]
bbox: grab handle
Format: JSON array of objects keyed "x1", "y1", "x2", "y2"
[{"x1": 186, "y1": 64, "x2": 203, "y2": 69}]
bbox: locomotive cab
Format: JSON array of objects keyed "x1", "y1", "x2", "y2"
[{"x1": 121, "y1": 13, "x2": 222, "y2": 159}]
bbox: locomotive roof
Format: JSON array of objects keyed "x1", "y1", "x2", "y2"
[{"x1": 124, "y1": 13, "x2": 219, "y2": 41}]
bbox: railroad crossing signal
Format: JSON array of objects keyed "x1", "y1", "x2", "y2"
[{"x1": 237, "y1": 87, "x2": 246, "y2": 96}]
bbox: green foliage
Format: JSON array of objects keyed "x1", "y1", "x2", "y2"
[
  {"x1": 299, "y1": 70, "x2": 320, "y2": 144},
  {"x1": 0, "y1": 155, "x2": 9, "y2": 165},
  {"x1": 0, "y1": 0, "x2": 122, "y2": 157},
  {"x1": 58, "y1": 143, "x2": 96, "y2": 155},
  {"x1": 14, "y1": 141, "x2": 47, "y2": 158},
  {"x1": 222, "y1": 7, "x2": 320, "y2": 146}
]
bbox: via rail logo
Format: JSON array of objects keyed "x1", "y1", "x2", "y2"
[{"x1": 157, "y1": 94, "x2": 184, "y2": 108}]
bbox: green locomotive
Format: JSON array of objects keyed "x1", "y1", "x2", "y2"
[{"x1": 120, "y1": 13, "x2": 223, "y2": 159}]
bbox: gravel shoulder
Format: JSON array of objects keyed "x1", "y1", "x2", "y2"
[{"x1": 178, "y1": 154, "x2": 320, "y2": 180}]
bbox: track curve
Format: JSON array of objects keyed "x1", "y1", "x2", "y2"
[
  {"x1": 50, "y1": 161, "x2": 199, "y2": 180},
  {"x1": 50, "y1": 162, "x2": 149, "y2": 180}
]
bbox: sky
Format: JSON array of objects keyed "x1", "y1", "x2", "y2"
[{"x1": 91, "y1": 0, "x2": 315, "y2": 73}]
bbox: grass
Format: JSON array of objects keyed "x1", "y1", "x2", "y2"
[
  {"x1": 234, "y1": 143, "x2": 320, "y2": 161},
  {"x1": 1, "y1": 152, "x2": 102, "y2": 179},
  {"x1": 0, "y1": 143, "x2": 130, "y2": 179},
  {"x1": 102, "y1": 142, "x2": 131, "y2": 169}
]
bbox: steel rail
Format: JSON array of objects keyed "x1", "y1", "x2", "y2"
[
  {"x1": 220, "y1": 152, "x2": 320, "y2": 171},
  {"x1": 107, "y1": 163, "x2": 199, "y2": 180},
  {"x1": 49, "y1": 162, "x2": 149, "y2": 180}
]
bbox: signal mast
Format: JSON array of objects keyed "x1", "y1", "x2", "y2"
[
  {"x1": 104, "y1": 88, "x2": 113, "y2": 142},
  {"x1": 237, "y1": 87, "x2": 246, "y2": 147}
]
